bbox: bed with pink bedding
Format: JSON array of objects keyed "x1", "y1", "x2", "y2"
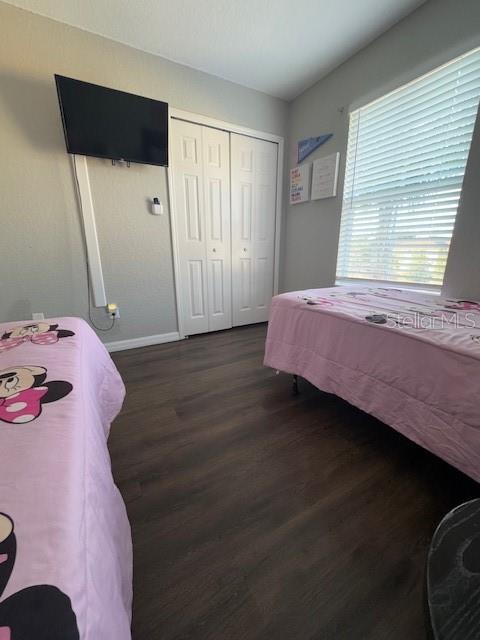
[
  {"x1": 0, "y1": 317, "x2": 132, "y2": 639},
  {"x1": 264, "y1": 286, "x2": 480, "y2": 483}
]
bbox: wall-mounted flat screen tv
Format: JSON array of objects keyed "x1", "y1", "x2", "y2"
[{"x1": 55, "y1": 75, "x2": 168, "y2": 166}]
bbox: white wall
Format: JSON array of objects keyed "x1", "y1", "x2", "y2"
[
  {"x1": 0, "y1": 1, "x2": 288, "y2": 341},
  {"x1": 282, "y1": 0, "x2": 480, "y2": 295}
]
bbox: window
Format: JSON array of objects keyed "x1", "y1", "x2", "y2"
[{"x1": 336, "y1": 47, "x2": 480, "y2": 288}]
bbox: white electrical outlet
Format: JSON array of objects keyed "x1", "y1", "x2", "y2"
[{"x1": 32, "y1": 312, "x2": 45, "y2": 321}]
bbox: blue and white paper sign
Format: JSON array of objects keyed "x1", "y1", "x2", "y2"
[{"x1": 298, "y1": 134, "x2": 333, "y2": 163}]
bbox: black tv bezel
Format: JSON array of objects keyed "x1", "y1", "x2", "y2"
[{"x1": 54, "y1": 74, "x2": 169, "y2": 167}]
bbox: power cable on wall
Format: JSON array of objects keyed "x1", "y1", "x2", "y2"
[{"x1": 72, "y1": 154, "x2": 115, "y2": 332}]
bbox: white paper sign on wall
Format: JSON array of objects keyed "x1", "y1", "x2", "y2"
[
  {"x1": 290, "y1": 164, "x2": 311, "y2": 205},
  {"x1": 311, "y1": 152, "x2": 340, "y2": 200}
]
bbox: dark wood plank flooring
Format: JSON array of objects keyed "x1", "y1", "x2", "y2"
[{"x1": 110, "y1": 324, "x2": 479, "y2": 640}]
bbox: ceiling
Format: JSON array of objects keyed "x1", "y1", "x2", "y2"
[{"x1": 4, "y1": 0, "x2": 426, "y2": 100}]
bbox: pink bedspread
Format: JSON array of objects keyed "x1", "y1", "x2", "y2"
[
  {"x1": 264, "y1": 286, "x2": 480, "y2": 482},
  {"x1": 0, "y1": 317, "x2": 132, "y2": 639}
]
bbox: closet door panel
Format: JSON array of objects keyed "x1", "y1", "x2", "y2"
[
  {"x1": 231, "y1": 134, "x2": 277, "y2": 326},
  {"x1": 171, "y1": 120, "x2": 209, "y2": 335},
  {"x1": 252, "y1": 142, "x2": 277, "y2": 320},
  {"x1": 203, "y1": 126, "x2": 232, "y2": 332}
]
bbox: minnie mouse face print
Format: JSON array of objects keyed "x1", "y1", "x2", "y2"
[
  {"x1": 0, "y1": 513, "x2": 79, "y2": 639},
  {"x1": 0, "y1": 366, "x2": 72, "y2": 425}
]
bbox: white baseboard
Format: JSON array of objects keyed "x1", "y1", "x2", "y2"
[{"x1": 105, "y1": 331, "x2": 181, "y2": 353}]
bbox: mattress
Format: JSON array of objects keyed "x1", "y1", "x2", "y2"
[
  {"x1": 264, "y1": 286, "x2": 480, "y2": 482},
  {"x1": 0, "y1": 317, "x2": 132, "y2": 639}
]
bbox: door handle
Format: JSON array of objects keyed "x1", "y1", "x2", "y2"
[
  {"x1": 243, "y1": 248, "x2": 247, "y2": 252},
  {"x1": 212, "y1": 248, "x2": 217, "y2": 252}
]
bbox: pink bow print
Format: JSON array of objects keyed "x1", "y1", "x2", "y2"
[{"x1": 0, "y1": 332, "x2": 59, "y2": 352}]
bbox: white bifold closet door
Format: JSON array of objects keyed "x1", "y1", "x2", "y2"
[
  {"x1": 231, "y1": 134, "x2": 278, "y2": 326},
  {"x1": 171, "y1": 119, "x2": 232, "y2": 335}
]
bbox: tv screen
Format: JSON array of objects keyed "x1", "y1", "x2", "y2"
[{"x1": 55, "y1": 75, "x2": 168, "y2": 166}]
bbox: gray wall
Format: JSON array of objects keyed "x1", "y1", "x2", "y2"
[
  {"x1": 443, "y1": 107, "x2": 480, "y2": 298},
  {"x1": 282, "y1": 0, "x2": 480, "y2": 294},
  {"x1": 0, "y1": 1, "x2": 288, "y2": 341}
]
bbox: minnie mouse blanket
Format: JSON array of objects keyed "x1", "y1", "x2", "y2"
[
  {"x1": 265, "y1": 286, "x2": 480, "y2": 483},
  {"x1": 0, "y1": 317, "x2": 132, "y2": 639}
]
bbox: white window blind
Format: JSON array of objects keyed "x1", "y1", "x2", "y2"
[{"x1": 337, "y1": 47, "x2": 480, "y2": 287}]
